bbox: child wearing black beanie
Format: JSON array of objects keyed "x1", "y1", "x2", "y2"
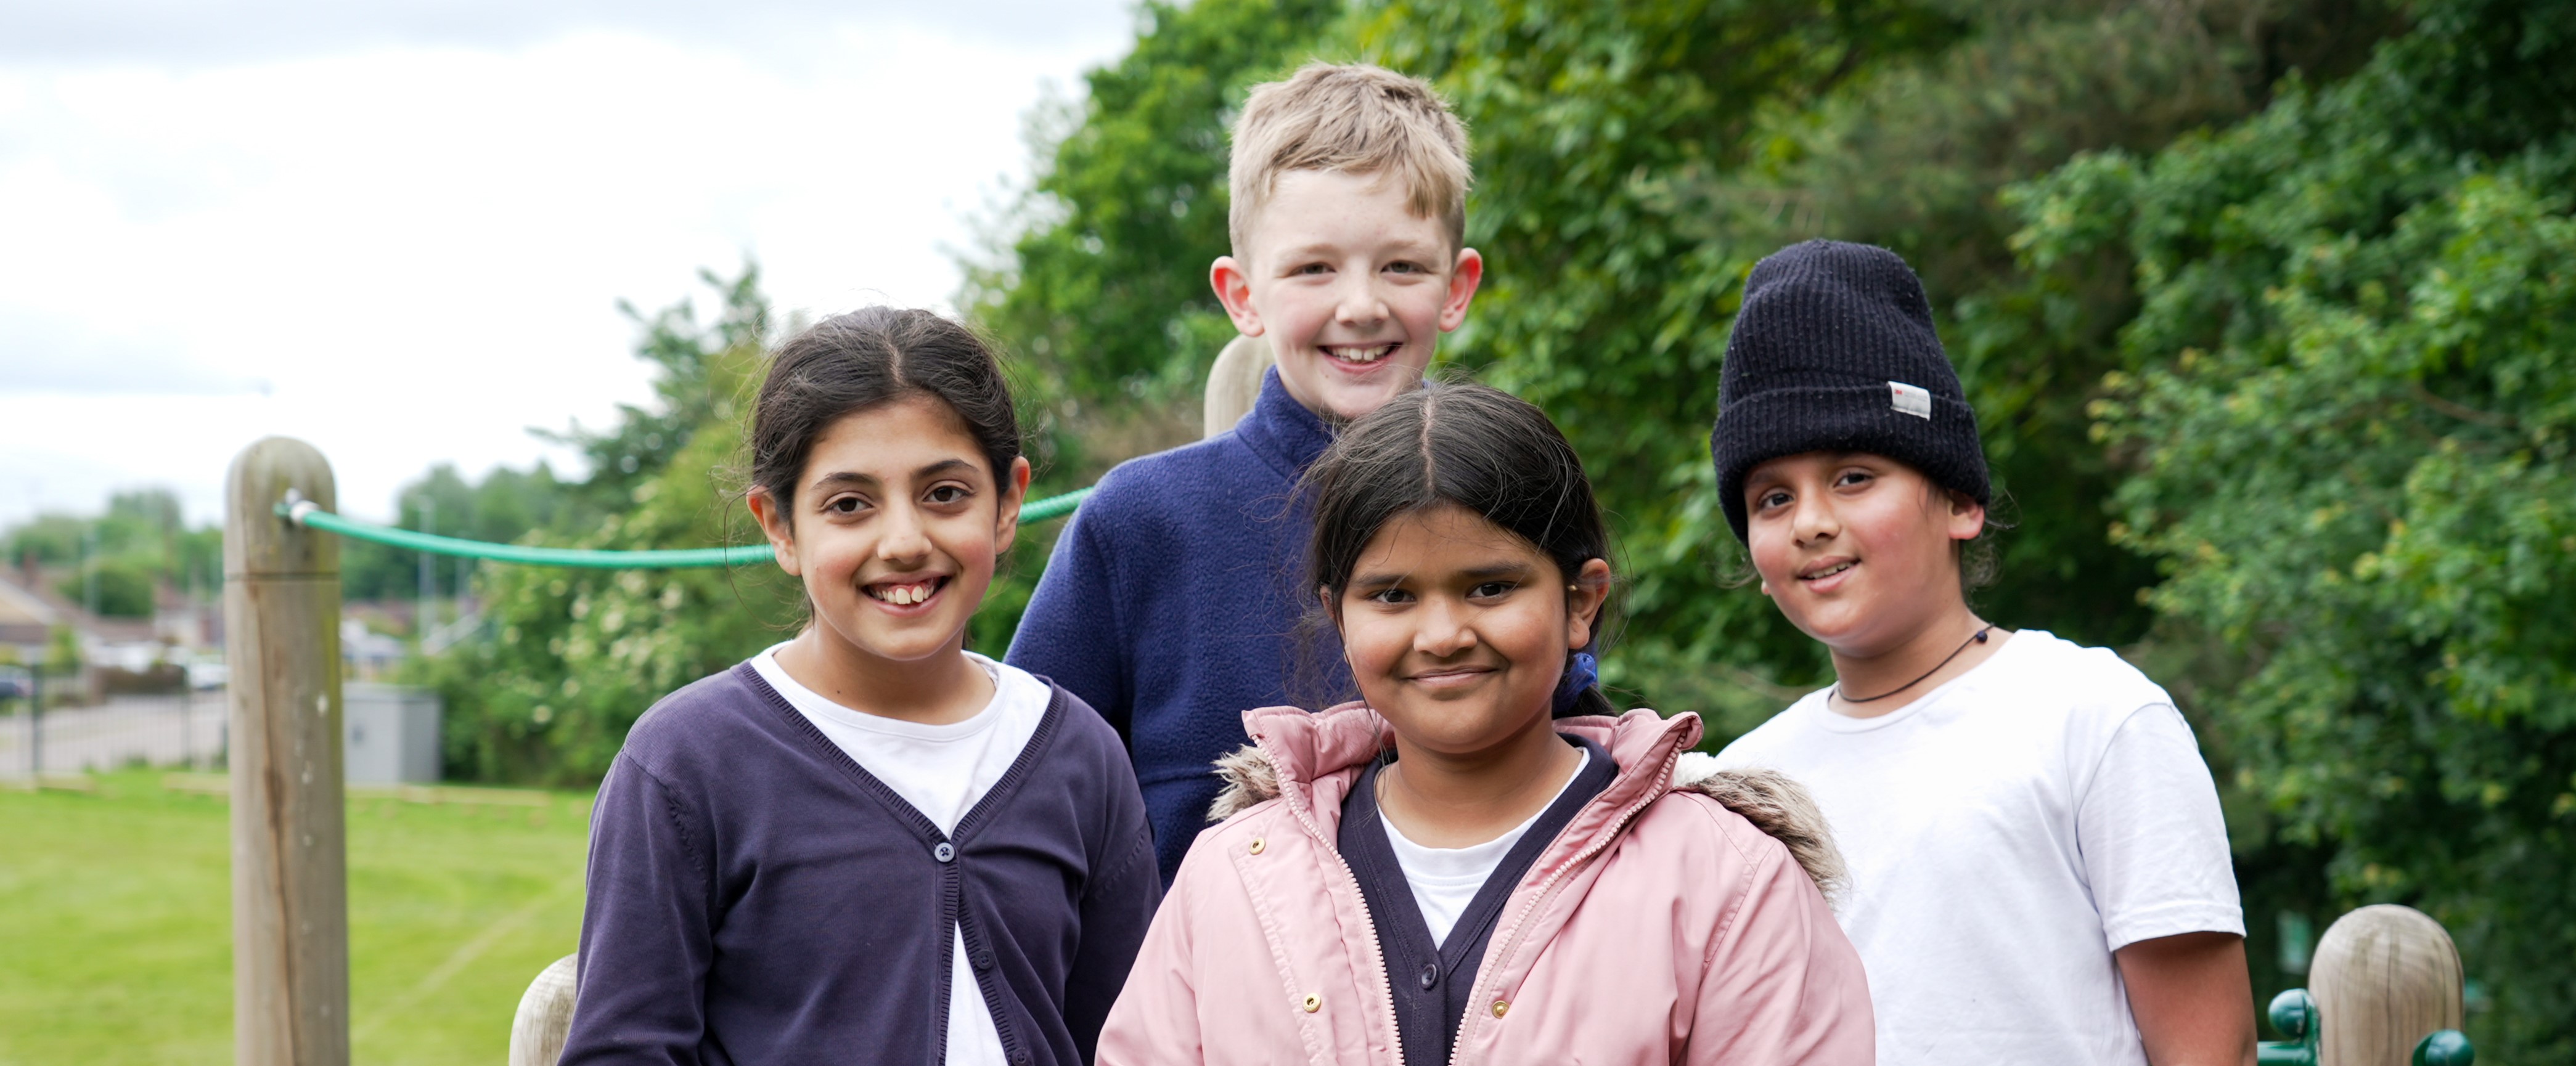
[{"x1": 1700, "y1": 240, "x2": 2255, "y2": 1066}]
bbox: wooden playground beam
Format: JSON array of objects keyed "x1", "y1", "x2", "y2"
[{"x1": 224, "y1": 437, "x2": 350, "y2": 1066}]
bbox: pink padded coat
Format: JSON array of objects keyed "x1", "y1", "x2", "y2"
[{"x1": 1097, "y1": 702, "x2": 1874, "y2": 1066}]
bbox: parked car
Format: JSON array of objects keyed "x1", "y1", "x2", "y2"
[{"x1": 0, "y1": 665, "x2": 30, "y2": 702}]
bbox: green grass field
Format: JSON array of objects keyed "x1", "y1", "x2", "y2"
[{"x1": 0, "y1": 772, "x2": 590, "y2": 1066}]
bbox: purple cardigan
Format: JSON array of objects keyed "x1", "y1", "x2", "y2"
[{"x1": 560, "y1": 663, "x2": 1160, "y2": 1066}]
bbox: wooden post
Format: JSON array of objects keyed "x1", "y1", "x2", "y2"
[
  {"x1": 509, "y1": 954, "x2": 580, "y2": 1066},
  {"x1": 224, "y1": 437, "x2": 349, "y2": 1066},
  {"x1": 1203, "y1": 334, "x2": 1271, "y2": 439},
  {"x1": 2310, "y1": 905, "x2": 2465, "y2": 1066}
]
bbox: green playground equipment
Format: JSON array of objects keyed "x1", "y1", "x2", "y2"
[{"x1": 2259, "y1": 988, "x2": 2473, "y2": 1065}]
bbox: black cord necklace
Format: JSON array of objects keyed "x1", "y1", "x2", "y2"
[{"x1": 1836, "y1": 624, "x2": 1996, "y2": 705}]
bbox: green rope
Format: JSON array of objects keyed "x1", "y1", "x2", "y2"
[{"x1": 277, "y1": 487, "x2": 1090, "y2": 570}]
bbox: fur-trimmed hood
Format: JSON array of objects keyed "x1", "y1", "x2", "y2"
[{"x1": 1208, "y1": 704, "x2": 1846, "y2": 902}]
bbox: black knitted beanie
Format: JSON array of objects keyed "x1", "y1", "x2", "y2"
[{"x1": 1709, "y1": 240, "x2": 1989, "y2": 542}]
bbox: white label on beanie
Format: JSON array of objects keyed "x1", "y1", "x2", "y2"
[{"x1": 1889, "y1": 381, "x2": 1933, "y2": 420}]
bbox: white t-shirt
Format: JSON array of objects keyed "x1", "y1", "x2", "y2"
[
  {"x1": 1382, "y1": 749, "x2": 1589, "y2": 946},
  {"x1": 1711, "y1": 630, "x2": 2241, "y2": 1066},
  {"x1": 750, "y1": 644, "x2": 1052, "y2": 1066}
]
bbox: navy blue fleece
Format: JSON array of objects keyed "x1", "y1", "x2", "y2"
[
  {"x1": 1008, "y1": 368, "x2": 1351, "y2": 884},
  {"x1": 560, "y1": 664, "x2": 1159, "y2": 1066}
]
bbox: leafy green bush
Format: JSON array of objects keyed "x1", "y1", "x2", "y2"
[{"x1": 2000, "y1": 0, "x2": 2576, "y2": 1052}]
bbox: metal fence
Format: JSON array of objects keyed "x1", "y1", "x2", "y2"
[{"x1": 0, "y1": 688, "x2": 227, "y2": 777}]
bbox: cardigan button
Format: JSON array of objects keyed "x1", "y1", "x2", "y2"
[
  {"x1": 933, "y1": 842, "x2": 955, "y2": 863},
  {"x1": 1418, "y1": 963, "x2": 1439, "y2": 990},
  {"x1": 1491, "y1": 999, "x2": 1510, "y2": 1019},
  {"x1": 1009, "y1": 1051, "x2": 1029, "y2": 1066},
  {"x1": 973, "y1": 949, "x2": 995, "y2": 971},
  {"x1": 1248, "y1": 837, "x2": 1266, "y2": 855},
  {"x1": 1300, "y1": 993, "x2": 1321, "y2": 1013}
]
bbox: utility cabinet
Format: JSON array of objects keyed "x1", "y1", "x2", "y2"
[{"x1": 345, "y1": 683, "x2": 441, "y2": 784}]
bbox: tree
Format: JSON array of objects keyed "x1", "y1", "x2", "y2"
[
  {"x1": 1349, "y1": 0, "x2": 2393, "y2": 733},
  {"x1": 2002, "y1": 0, "x2": 2576, "y2": 1052},
  {"x1": 55, "y1": 559, "x2": 155, "y2": 619},
  {"x1": 407, "y1": 266, "x2": 801, "y2": 784},
  {"x1": 963, "y1": 0, "x2": 1344, "y2": 484}
]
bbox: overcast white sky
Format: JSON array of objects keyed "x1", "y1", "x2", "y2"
[{"x1": 0, "y1": 0, "x2": 1138, "y2": 527}]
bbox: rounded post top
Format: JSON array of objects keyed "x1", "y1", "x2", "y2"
[
  {"x1": 225, "y1": 436, "x2": 340, "y2": 579},
  {"x1": 2313, "y1": 904, "x2": 2465, "y2": 1066}
]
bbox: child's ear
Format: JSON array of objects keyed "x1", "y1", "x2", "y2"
[
  {"x1": 1438, "y1": 247, "x2": 1485, "y2": 333},
  {"x1": 1566, "y1": 557, "x2": 1613, "y2": 649},
  {"x1": 993, "y1": 456, "x2": 1032, "y2": 552},
  {"x1": 1945, "y1": 489, "x2": 1987, "y2": 542},
  {"x1": 1211, "y1": 256, "x2": 1264, "y2": 336},
  {"x1": 747, "y1": 488, "x2": 802, "y2": 578}
]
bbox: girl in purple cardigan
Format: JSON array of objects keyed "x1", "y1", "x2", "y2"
[{"x1": 561, "y1": 308, "x2": 1158, "y2": 1066}]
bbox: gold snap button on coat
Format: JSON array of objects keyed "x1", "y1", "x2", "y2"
[
  {"x1": 1248, "y1": 837, "x2": 1266, "y2": 855},
  {"x1": 1490, "y1": 999, "x2": 1510, "y2": 1018},
  {"x1": 1300, "y1": 993, "x2": 1321, "y2": 1013}
]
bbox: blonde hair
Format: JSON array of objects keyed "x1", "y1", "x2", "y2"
[{"x1": 1227, "y1": 62, "x2": 1471, "y2": 258}]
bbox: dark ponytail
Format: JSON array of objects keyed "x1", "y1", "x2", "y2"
[
  {"x1": 749, "y1": 307, "x2": 1022, "y2": 516},
  {"x1": 1302, "y1": 380, "x2": 1618, "y2": 717}
]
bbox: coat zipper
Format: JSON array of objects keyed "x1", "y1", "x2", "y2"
[
  {"x1": 1447, "y1": 740, "x2": 1691, "y2": 1066},
  {"x1": 1257, "y1": 733, "x2": 1407, "y2": 1066}
]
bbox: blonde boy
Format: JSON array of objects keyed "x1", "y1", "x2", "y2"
[{"x1": 1009, "y1": 63, "x2": 1484, "y2": 884}]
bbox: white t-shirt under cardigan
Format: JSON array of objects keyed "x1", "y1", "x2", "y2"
[
  {"x1": 1711, "y1": 630, "x2": 2243, "y2": 1066},
  {"x1": 1380, "y1": 748, "x2": 1591, "y2": 946},
  {"x1": 751, "y1": 645, "x2": 1050, "y2": 1066}
]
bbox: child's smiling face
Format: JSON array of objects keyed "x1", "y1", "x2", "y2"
[
  {"x1": 1741, "y1": 452, "x2": 1985, "y2": 656},
  {"x1": 753, "y1": 394, "x2": 1029, "y2": 669},
  {"x1": 1212, "y1": 169, "x2": 1483, "y2": 423},
  {"x1": 1335, "y1": 503, "x2": 1608, "y2": 758}
]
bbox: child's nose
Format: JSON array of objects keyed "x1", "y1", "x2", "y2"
[
  {"x1": 1413, "y1": 598, "x2": 1476, "y2": 655},
  {"x1": 875, "y1": 505, "x2": 933, "y2": 562},
  {"x1": 1791, "y1": 495, "x2": 1841, "y2": 544},
  {"x1": 1335, "y1": 275, "x2": 1389, "y2": 323}
]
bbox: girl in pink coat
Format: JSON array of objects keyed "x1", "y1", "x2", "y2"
[{"x1": 1098, "y1": 382, "x2": 1873, "y2": 1066}]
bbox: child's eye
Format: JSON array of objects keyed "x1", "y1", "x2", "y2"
[
  {"x1": 1365, "y1": 587, "x2": 1413, "y2": 605},
  {"x1": 1384, "y1": 261, "x2": 1421, "y2": 275},
  {"x1": 824, "y1": 495, "x2": 869, "y2": 516},
  {"x1": 1835, "y1": 470, "x2": 1875, "y2": 489},
  {"x1": 925, "y1": 484, "x2": 971, "y2": 505},
  {"x1": 1756, "y1": 490, "x2": 1791, "y2": 511},
  {"x1": 1468, "y1": 580, "x2": 1515, "y2": 600},
  {"x1": 1295, "y1": 262, "x2": 1331, "y2": 276}
]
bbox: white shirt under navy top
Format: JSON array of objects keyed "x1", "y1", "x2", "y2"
[
  {"x1": 560, "y1": 649, "x2": 1159, "y2": 1066},
  {"x1": 1379, "y1": 748, "x2": 1592, "y2": 946},
  {"x1": 1713, "y1": 630, "x2": 2243, "y2": 1066},
  {"x1": 751, "y1": 645, "x2": 1050, "y2": 1066},
  {"x1": 1339, "y1": 735, "x2": 1618, "y2": 1066}
]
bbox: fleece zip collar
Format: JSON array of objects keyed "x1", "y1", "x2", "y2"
[{"x1": 1232, "y1": 366, "x2": 1339, "y2": 482}]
